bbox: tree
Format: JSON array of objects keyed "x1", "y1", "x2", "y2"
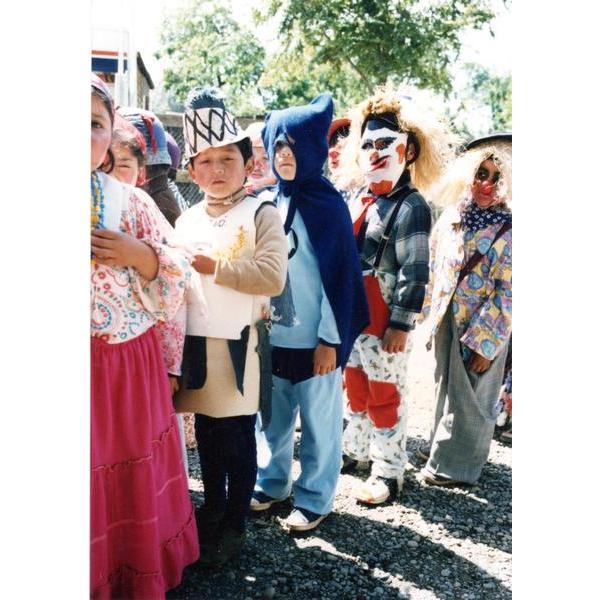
[
  {"x1": 157, "y1": 0, "x2": 266, "y2": 115},
  {"x1": 444, "y1": 62, "x2": 511, "y2": 139},
  {"x1": 255, "y1": 0, "x2": 496, "y2": 98},
  {"x1": 259, "y1": 46, "x2": 365, "y2": 112},
  {"x1": 465, "y1": 63, "x2": 512, "y2": 131}
]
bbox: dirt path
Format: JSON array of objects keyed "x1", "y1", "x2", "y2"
[{"x1": 169, "y1": 328, "x2": 512, "y2": 599}]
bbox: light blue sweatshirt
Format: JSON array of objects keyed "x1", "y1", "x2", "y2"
[{"x1": 270, "y1": 195, "x2": 340, "y2": 348}]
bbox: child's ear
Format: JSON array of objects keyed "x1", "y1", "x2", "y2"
[
  {"x1": 244, "y1": 157, "x2": 254, "y2": 177},
  {"x1": 187, "y1": 162, "x2": 196, "y2": 183}
]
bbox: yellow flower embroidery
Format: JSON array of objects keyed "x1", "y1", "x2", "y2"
[{"x1": 213, "y1": 226, "x2": 248, "y2": 261}]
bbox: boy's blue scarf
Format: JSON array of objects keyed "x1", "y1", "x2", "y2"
[{"x1": 262, "y1": 93, "x2": 369, "y2": 368}]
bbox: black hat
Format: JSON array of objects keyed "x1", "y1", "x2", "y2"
[{"x1": 465, "y1": 132, "x2": 512, "y2": 151}]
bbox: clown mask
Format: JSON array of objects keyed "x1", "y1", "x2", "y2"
[
  {"x1": 359, "y1": 119, "x2": 408, "y2": 196},
  {"x1": 471, "y1": 158, "x2": 502, "y2": 209}
]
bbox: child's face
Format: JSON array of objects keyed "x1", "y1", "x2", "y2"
[
  {"x1": 188, "y1": 144, "x2": 253, "y2": 198},
  {"x1": 471, "y1": 158, "x2": 502, "y2": 209},
  {"x1": 328, "y1": 138, "x2": 345, "y2": 172},
  {"x1": 250, "y1": 137, "x2": 270, "y2": 180},
  {"x1": 111, "y1": 144, "x2": 140, "y2": 187},
  {"x1": 91, "y1": 95, "x2": 112, "y2": 171},
  {"x1": 274, "y1": 142, "x2": 297, "y2": 181},
  {"x1": 359, "y1": 120, "x2": 408, "y2": 195}
]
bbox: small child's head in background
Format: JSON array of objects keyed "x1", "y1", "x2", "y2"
[
  {"x1": 117, "y1": 108, "x2": 172, "y2": 183},
  {"x1": 183, "y1": 88, "x2": 253, "y2": 199},
  {"x1": 103, "y1": 114, "x2": 146, "y2": 186},
  {"x1": 327, "y1": 118, "x2": 351, "y2": 173},
  {"x1": 245, "y1": 122, "x2": 273, "y2": 183}
]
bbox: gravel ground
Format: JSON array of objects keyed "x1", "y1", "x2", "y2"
[{"x1": 168, "y1": 329, "x2": 512, "y2": 599}]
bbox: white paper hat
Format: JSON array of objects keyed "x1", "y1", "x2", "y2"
[{"x1": 183, "y1": 88, "x2": 249, "y2": 161}]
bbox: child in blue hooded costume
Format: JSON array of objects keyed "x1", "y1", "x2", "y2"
[{"x1": 251, "y1": 93, "x2": 369, "y2": 531}]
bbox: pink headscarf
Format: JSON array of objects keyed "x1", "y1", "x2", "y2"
[
  {"x1": 91, "y1": 73, "x2": 115, "y2": 122},
  {"x1": 112, "y1": 113, "x2": 148, "y2": 186}
]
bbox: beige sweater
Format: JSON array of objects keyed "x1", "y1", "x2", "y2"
[{"x1": 174, "y1": 200, "x2": 287, "y2": 417}]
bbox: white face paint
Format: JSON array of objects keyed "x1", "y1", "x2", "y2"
[{"x1": 359, "y1": 125, "x2": 408, "y2": 196}]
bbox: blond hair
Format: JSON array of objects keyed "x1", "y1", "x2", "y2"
[
  {"x1": 336, "y1": 84, "x2": 460, "y2": 193},
  {"x1": 431, "y1": 140, "x2": 512, "y2": 210}
]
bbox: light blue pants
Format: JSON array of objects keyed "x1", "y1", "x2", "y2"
[{"x1": 255, "y1": 368, "x2": 343, "y2": 515}]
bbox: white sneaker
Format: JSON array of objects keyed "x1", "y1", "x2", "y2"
[
  {"x1": 250, "y1": 491, "x2": 288, "y2": 512},
  {"x1": 355, "y1": 475, "x2": 402, "y2": 504},
  {"x1": 285, "y1": 507, "x2": 327, "y2": 532}
]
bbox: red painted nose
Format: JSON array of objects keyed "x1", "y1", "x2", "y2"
[{"x1": 479, "y1": 180, "x2": 496, "y2": 195}]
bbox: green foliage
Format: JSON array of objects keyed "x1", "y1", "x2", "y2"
[
  {"x1": 465, "y1": 63, "x2": 512, "y2": 130},
  {"x1": 256, "y1": 0, "x2": 496, "y2": 98},
  {"x1": 156, "y1": 0, "x2": 505, "y2": 126},
  {"x1": 440, "y1": 62, "x2": 511, "y2": 140},
  {"x1": 259, "y1": 47, "x2": 364, "y2": 112},
  {"x1": 157, "y1": 0, "x2": 266, "y2": 114}
]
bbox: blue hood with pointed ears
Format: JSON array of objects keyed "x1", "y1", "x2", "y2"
[{"x1": 262, "y1": 93, "x2": 369, "y2": 368}]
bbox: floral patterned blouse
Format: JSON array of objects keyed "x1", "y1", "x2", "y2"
[
  {"x1": 90, "y1": 172, "x2": 192, "y2": 353},
  {"x1": 422, "y1": 204, "x2": 512, "y2": 360}
]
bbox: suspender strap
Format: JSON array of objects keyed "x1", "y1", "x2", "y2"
[
  {"x1": 371, "y1": 186, "x2": 415, "y2": 273},
  {"x1": 457, "y1": 221, "x2": 512, "y2": 286}
]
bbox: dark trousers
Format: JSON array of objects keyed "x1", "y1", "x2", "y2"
[{"x1": 194, "y1": 413, "x2": 257, "y2": 533}]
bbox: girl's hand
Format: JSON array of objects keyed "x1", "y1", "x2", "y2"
[
  {"x1": 168, "y1": 376, "x2": 179, "y2": 396},
  {"x1": 382, "y1": 328, "x2": 408, "y2": 353},
  {"x1": 469, "y1": 352, "x2": 492, "y2": 374},
  {"x1": 313, "y1": 344, "x2": 336, "y2": 376},
  {"x1": 192, "y1": 254, "x2": 217, "y2": 275},
  {"x1": 91, "y1": 229, "x2": 158, "y2": 280}
]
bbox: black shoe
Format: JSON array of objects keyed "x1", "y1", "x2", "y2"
[
  {"x1": 195, "y1": 540, "x2": 224, "y2": 568},
  {"x1": 218, "y1": 527, "x2": 246, "y2": 559},
  {"x1": 196, "y1": 527, "x2": 246, "y2": 567},
  {"x1": 340, "y1": 454, "x2": 370, "y2": 473},
  {"x1": 420, "y1": 469, "x2": 464, "y2": 487},
  {"x1": 416, "y1": 443, "x2": 431, "y2": 461}
]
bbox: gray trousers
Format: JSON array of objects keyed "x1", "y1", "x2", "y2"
[{"x1": 425, "y1": 309, "x2": 509, "y2": 484}]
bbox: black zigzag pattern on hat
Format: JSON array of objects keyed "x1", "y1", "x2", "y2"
[{"x1": 184, "y1": 108, "x2": 239, "y2": 154}]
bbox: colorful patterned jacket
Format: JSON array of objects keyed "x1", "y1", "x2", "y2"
[{"x1": 422, "y1": 204, "x2": 512, "y2": 360}]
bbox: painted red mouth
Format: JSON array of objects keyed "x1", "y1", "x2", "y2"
[{"x1": 368, "y1": 156, "x2": 388, "y2": 172}]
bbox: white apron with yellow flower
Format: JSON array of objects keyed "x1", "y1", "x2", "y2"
[{"x1": 175, "y1": 196, "x2": 266, "y2": 340}]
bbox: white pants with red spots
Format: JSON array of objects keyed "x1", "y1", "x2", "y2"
[{"x1": 342, "y1": 333, "x2": 412, "y2": 480}]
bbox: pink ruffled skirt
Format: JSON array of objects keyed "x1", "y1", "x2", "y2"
[{"x1": 91, "y1": 328, "x2": 199, "y2": 599}]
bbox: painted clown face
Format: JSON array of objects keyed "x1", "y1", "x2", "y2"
[
  {"x1": 471, "y1": 158, "x2": 502, "y2": 209},
  {"x1": 359, "y1": 119, "x2": 408, "y2": 196}
]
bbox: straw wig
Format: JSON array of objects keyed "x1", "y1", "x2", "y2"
[
  {"x1": 337, "y1": 85, "x2": 459, "y2": 193},
  {"x1": 431, "y1": 138, "x2": 512, "y2": 210}
]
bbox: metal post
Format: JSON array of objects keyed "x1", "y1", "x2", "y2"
[{"x1": 128, "y1": 1, "x2": 137, "y2": 107}]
